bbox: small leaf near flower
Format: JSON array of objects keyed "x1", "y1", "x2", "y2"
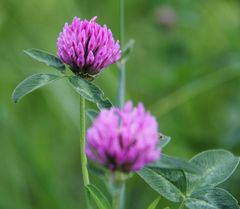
[
  {"x1": 88, "y1": 162, "x2": 107, "y2": 179},
  {"x1": 147, "y1": 197, "x2": 161, "y2": 209},
  {"x1": 87, "y1": 109, "x2": 99, "y2": 122},
  {"x1": 86, "y1": 184, "x2": 112, "y2": 209},
  {"x1": 158, "y1": 133, "x2": 171, "y2": 148},
  {"x1": 24, "y1": 49, "x2": 65, "y2": 71},
  {"x1": 121, "y1": 39, "x2": 135, "y2": 63},
  {"x1": 12, "y1": 73, "x2": 63, "y2": 103}
]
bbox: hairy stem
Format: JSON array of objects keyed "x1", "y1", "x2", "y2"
[{"x1": 80, "y1": 96, "x2": 90, "y2": 208}]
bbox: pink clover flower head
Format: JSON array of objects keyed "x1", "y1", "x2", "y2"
[
  {"x1": 57, "y1": 16, "x2": 121, "y2": 77},
  {"x1": 86, "y1": 101, "x2": 160, "y2": 173}
]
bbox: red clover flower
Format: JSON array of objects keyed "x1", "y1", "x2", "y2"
[
  {"x1": 57, "y1": 16, "x2": 121, "y2": 78},
  {"x1": 86, "y1": 101, "x2": 160, "y2": 173}
]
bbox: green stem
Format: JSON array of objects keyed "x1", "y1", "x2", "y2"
[
  {"x1": 113, "y1": 182, "x2": 125, "y2": 209},
  {"x1": 119, "y1": 183, "x2": 125, "y2": 209},
  {"x1": 115, "y1": 0, "x2": 126, "y2": 207},
  {"x1": 117, "y1": 63, "x2": 126, "y2": 108},
  {"x1": 117, "y1": 0, "x2": 126, "y2": 108},
  {"x1": 80, "y1": 96, "x2": 90, "y2": 208},
  {"x1": 120, "y1": 0, "x2": 124, "y2": 45},
  {"x1": 113, "y1": 191, "x2": 120, "y2": 209}
]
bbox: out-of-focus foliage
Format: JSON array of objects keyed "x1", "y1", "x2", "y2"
[{"x1": 0, "y1": 0, "x2": 240, "y2": 208}]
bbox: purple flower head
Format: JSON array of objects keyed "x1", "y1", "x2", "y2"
[
  {"x1": 86, "y1": 101, "x2": 160, "y2": 173},
  {"x1": 57, "y1": 16, "x2": 121, "y2": 78}
]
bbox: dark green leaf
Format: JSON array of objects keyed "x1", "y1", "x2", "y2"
[
  {"x1": 24, "y1": 49, "x2": 65, "y2": 71},
  {"x1": 86, "y1": 184, "x2": 111, "y2": 209},
  {"x1": 186, "y1": 150, "x2": 240, "y2": 194},
  {"x1": 148, "y1": 154, "x2": 201, "y2": 174},
  {"x1": 12, "y1": 73, "x2": 62, "y2": 103},
  {"x1": 185, "y1": 188, "x2": 240, "y2": 209},
  {"x1": 147, "y1": 197, "x2": 161, "y2": 209},
  {"x1": 158, "y1": 134, "x2": 171, "y2": 148},
  {"x1": 68, "y1": 76, "x2": 112, "y2": 109},
  {"x1": 138, "y1": 167, "x2": 184, "y2": 202},
  {"x1": 87, "y1": 109, "x2": 99, "y2": 122}
]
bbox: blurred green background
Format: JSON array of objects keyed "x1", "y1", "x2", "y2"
[{"x1": 1, "y1": 0, "x2": 240, "y2": 208}]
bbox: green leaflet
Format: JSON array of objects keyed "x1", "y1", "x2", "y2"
[
  {"x1": 121, "y1": 39, "x2": 135, "y2": 63},
  {"x1": 185, "y1": 188, "x2": 240, "y2": 209},
  {"x1": 86, "y1": 109, "x2": 99, "y2": 122},
  {"x1": 87, "y1": 162, "x2": 107, "y2": 179},
  {"x1": 24, "y1": 49, "x2": 65, "y2": 71},
  {"x1": 158, "y1": 134, "x2": 171, "y2": 148},
  {"x1": 86, "y1": 184, "x2": 111, "y2": 209},
  {"x1": 186, "y1": 149, "x2": 240, "y2": 194},
  {"x1": 147, "y1": 197, "x2": 161, "y2": 209},
  {"x1": 148, "y1": 154, "x2": 201, "y2": 174},
  {"x1": 68, "y1": 76, "x2": 112, "y2": 109},
  {"x1": 12, "y1": 73, "x2": 63, "y2": 103},
  {"x1": 138, "y1": 167, "x2": 184, "y2": 202},
  {"x1": 139, "y1": 150, "x2": 239, "y2": 209}
]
